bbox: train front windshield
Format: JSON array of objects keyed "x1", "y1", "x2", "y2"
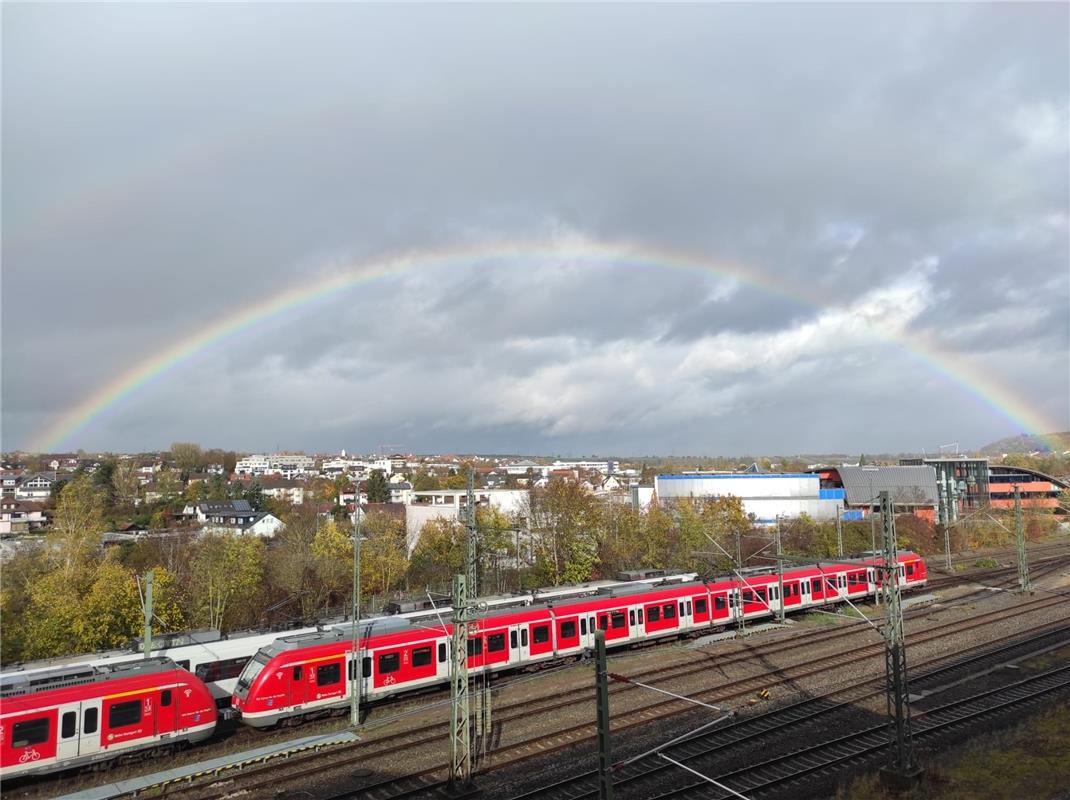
[{"x1": 234, "y1": 652, "x2": 270, "y2": 698}]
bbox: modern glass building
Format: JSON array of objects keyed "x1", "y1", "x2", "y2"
[{"x1": 899, "y1": 457, "x2": 990, "y2": 514}]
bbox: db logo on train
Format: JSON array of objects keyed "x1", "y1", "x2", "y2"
[{"x1": 18, "y1": 747, "x2": 41, "y2": 763}]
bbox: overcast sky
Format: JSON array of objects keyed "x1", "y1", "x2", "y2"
[{"x1": 3, "y1": 3, "x2": 1068, "y2": 456}]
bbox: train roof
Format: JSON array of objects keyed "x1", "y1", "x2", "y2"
[{"x1": 0, "y1": 657, "x2": 177, "y2": 699}]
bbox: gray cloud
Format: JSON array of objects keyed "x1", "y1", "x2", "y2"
[{"x1": 2, "y1": 3, "x2": 1067, "y2": 454}]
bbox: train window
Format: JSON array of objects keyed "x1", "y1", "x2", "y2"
[
  {"x1": 589, "y1": 616, "x2": 595, "y2": 632},
  {"x1": 488, "y1": 634, "x2": 506, "y2": 653},
  {"x1": 198, "y1": 657, "x2": 250, "y2": 683},
  {"x1": 439, "y1": 643, "x2": 448, "y2": 662},
  {"x1": 580, "y1": 619, "x2": 587, "y2": 635},
  {"x1": 467, "y1": 638, "x2": 484, "y2": 657},
  {"x1": 695, "y1": 598, "x2": 708, "y2": 614},
  {"x1": 647, "y1": 606, "x2": 661, "y2": 622},
  {"x1": 802, "y1": 581, "x2": 809, "y2": 593},
  {"x1": 362, "y1": 657, "x2": 372, "y2": 678},
  {"x1": 610, "y1": 611, "x2": 626, "y2": 629},
  {"x1": 679, "y1": 602, "x2": 685, "y2": 616},
  {"x1": 109, "y1": 700, "x2": 142, "y2": 728},
  {"x1": 379, "y1": 653, "x2": 400, "y2": 673},
  {"x1": 522, "y1": 629, "x2": 529, "y2": 647},
  {"x1": 629, "y1": 610, "x2": 636, "y2": 626},
  {"x1": 84, "y1": 708, "x2": 98, "y2": 735},
  {"x1": 533, "y1": 625, "x2": 550, "y2": 644},
  {"x1": 293, "y1": 665, "x2": 303, "y2": 682},
  {"x1": 317, "y1": 663, "x2": 341, "y2": 686},
  {"x1": 638, "y1": 609, "x2": 644, "y2": 623},
  {"x1": 62, "y1": 711, "x2": 77, "y2": 739},
  {"x1": 349, "y1": 660, "x2": 356, "y2": 680},
  {"x1": 12, "y1": 718, "x2": 49, "y2": 748},
  {"x1": 714, "y1": 596, "x2": 726, "y2": 611},
  {"x1": 664, "y1": 603, "x2": 676, "y2": 619},
  {"x1": 686, "y1": 601, "x2": 692, "y2": 615},
  {"x1": 756, "y1": 588, "x2": 766, "y2": 601},
  {"x1": 742, "y1": 590, "x2": 754, "y2": 603},
  {"x1": 412, "y1": 647, "x2": 433, "y2": 667},
  {"x1": 597, "y1": 615, "x2": 608, "y2": 630},
  {"x1": 176, "y1": 659, "x2": 190, "y2": 671},
  {"x1": 510, "y1": 631, "x2": 518, "y2": 649},
  {"x1": 161, "y1": 690, "x2": 172, "y2": 707},
  {"x1": 561, "y1": 620, "x2": 577, "y2": 639},
  {"x1": 906, "y1": 563, "x2": 915, "y2": 575}
]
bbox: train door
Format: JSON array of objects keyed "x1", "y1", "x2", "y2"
[
  {"x1": 679, "y1": 599, "x2": 692, "y2": 630},
  {"x1": 79, "y1": 699, "x2": 102, "y2": 759},
  {"x1": 155, "y1": 687, "x2": 178, "y2": 737},
  {"x1": 711, "y1": 592, "x2": 729, "y2": 621},
  {"x1": 56, "y1": 701, "x2": 81, "y2": 762},
  {"x1": 518, "y1": 625, "x2": 531, "y2": 661},
  {"x1": 289, "y1": 663, "x2": 307, "y2": 708}
]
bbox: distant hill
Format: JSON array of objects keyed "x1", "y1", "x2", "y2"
[{"x1": 978, "y1": 432, "x2": 1070, "y2": 455}]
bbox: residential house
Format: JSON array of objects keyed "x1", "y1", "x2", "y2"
[
  {"x1": 186, "y1": 499, "x2": 250, "y2": 523},
  {"x1": 389, "y1": 481, "x2": 413, "y2": 505},
  {"x1": 0, "y1": 500, "x2": 47, "y2": 535},
  {"x1": 1, "y1": 471, "x2": 22, "y2": 499},
  {"x1": 15, "y1": 472, "x2": 57, "y2": 502},
  {"x1": 202, "y1": 510, "x2": 284, "y2": 538},
  {"x1": 260, "y1": 478, "x2": 306, "y2": 506}
]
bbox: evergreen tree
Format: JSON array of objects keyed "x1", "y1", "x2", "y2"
[
  {"x1": 244, "y1": 479, "x2": 265, "y2": 511},
  {"x1": 366, "y1": 470, "x2": 390, "y2": 504}
]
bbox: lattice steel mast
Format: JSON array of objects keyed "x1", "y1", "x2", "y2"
[
  {"x1": 879, "y1": 491, "x2": 921, "y2": 786},
  {"x1": 1014, "y1": 485, "x2": 1031, "y2": 594}
]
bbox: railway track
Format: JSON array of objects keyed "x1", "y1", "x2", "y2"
[
  {"x1": 639, "y1": 663, "x2": 1070, "y2": 800},
  {"x1": 506, "y1": 626, "x2": 1070, "y2": 800},
  {"x1": 183, "y1": 589, "x2": 1069, "y2": 800}
]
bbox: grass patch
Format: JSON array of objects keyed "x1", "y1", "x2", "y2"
[
  {"x1": 834, "y1": 703, "x2": 1070, "y2": 799},
  {"x1": 973, "y1": 557, "x2": 1000, "y2": 568}
]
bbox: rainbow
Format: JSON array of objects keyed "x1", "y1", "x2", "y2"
[{"x1": 27, "y1": 239, "x2": 1066, "y2": 453}]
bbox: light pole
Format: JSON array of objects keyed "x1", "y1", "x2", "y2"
[{"x1": 350, "y1": 503, "x2": 365, "y2": 729}]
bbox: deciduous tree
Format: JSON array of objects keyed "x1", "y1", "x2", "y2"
[
  {"x1": 112, "y1": 461, "x2": 140, "y2": 507},
  {"x1": 359, "y1": 510, "x2": 409, "y2": 600},
  {"x1": 188, "y1": 534, "x2": 266, "y2": 631},
  {"x1": 47, "y1": 475, "x2": 106, "y2": 578},
  {"x1": 171, "y1": 442, "x2": 204, "y2": 474}
]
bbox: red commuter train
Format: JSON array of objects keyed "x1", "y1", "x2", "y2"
[
  {"x1": 0, "y1": 657, "x2": 217, "y2": 779},
  {"x1": 232, "y1": 553, "x2": 927, "y2": 727}
]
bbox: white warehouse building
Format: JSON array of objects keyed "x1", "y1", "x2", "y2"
[{"x1": 654, "y1": 473, "x2": 844, "y2": 524}]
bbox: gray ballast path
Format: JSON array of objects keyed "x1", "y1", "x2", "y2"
[{"x1": 55, "y1": 730, "x2": 358, "y2": 800}]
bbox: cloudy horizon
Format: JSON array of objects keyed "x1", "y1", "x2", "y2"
[{"x1": 3, "y1": 3, "x2": 1068, "y2": 456}]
